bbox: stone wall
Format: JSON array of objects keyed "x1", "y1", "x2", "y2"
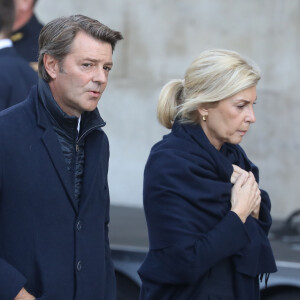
[{"x1": 36, "y1": 0, "x2": 300, "y2": 219}]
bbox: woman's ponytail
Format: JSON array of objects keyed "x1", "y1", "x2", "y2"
[{"x1": 157, "y1": 79, "x2": 184, "y2": 129}]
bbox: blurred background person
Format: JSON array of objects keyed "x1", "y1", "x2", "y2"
[
  {"x1": 138, "y1": 49, "x2": 277, "y2": 300},
  {"x1": 11, "y1": 0, "x2": 43, "y2": 70},
  {"x1": 0, "y1": 0, "x2": 37, "y2": 111}
]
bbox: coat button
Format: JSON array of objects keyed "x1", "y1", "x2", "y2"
[
  {"x1": 76, "y1": 144, "x2": 79, "y2": 152},
  {"x1": 76, "y1": 220, "x2": 82, "y2": 231},
  {"x1": 77, "y1": 260, "x2": 82, "y2": 271}
]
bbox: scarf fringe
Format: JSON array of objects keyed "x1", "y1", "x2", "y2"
[{"x1": 260, "y1": 273, "x2": 270, "y2": 288}]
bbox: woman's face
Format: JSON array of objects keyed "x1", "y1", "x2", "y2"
[{"x1": 199, "y1": 86, "x2": 257, "y2": 150}]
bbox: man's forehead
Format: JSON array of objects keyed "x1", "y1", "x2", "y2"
[
  {"x1": 71, "y1": 31, "x2": 112, "y2": 51},
  {"x1": 67, "y1": 32, "x2": 113, "y2": 62}
]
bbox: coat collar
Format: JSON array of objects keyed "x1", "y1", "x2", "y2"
[
  {"x1": 33, "y1": 82, "x2": 108, "y2": 214},
  {"x1": 38, "y1": 78, "x2": 106, "y2": 141},
  {"x1": 30, "y1": 86, "x2": 77, "y2": 212}
]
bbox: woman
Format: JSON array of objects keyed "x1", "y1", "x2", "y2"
[{"x1": 138, "y1": 49, "x2": 277, "y2": 300}]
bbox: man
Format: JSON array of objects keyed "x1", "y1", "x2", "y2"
[
  {"x1": 0, "y1": 15, "x2": 123, "y2": 300},
  {"x1": 11, "y1": 0, "x2": 43, "y2": 69},
  {"x1": 0, "y1": 0, "x2": 37, "y2": 111}
]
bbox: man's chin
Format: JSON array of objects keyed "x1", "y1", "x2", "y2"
[{"x1": 83, "y1": 103, "x2": 100, "y2": 112}]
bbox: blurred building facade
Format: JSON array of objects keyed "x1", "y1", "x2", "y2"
[{"x1": 36, "y1": 0, "x2": 300, "y2": 219}]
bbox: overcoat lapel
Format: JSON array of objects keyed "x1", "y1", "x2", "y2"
[
  {"x1": 79, "y1": 131, "x2": 105, "y2": 214},
  {"x1": 35, "y1": 92, "x2": 78, "y2": 213},
  {"x1": 41, "y1": 129, "x2": 78, "y2": 213}
]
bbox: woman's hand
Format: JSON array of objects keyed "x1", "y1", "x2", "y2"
[
  {"x1": 251, "y1": 201, "x2": 261, "y2": 220},
  {"x1": 231, "y1": 165, "x2": 261, "y2": 220},
  {"x1": 231, "y1": 164, "x2": 249, "y2": 184},
  {"x1": 230, "y1": 171, "x2": 261, "y2": 223}
]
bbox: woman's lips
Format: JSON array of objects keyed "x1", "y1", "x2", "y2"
[{"x1": 238, "y1": 130, "x2": 247, "y2": 136}]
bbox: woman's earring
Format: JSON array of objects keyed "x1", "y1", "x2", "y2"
[{"x1": 202, "y1": 115, "x2": 206, "y2": 121}]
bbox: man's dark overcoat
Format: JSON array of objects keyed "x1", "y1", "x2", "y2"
[{"x1": 0, "y1": 86, "x2": 116, "y2": 300}]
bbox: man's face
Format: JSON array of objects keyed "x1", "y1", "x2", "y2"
[{"x1": 47, "y1": 31, "x2": 113, "y2": 117}]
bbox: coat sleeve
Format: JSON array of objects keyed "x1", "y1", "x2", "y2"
[
  {"x1": 103, "y1": 141, "x2": 116, "y2": 299},
  {"x1": 0, "y1": 149, "x2": 27, "y2": 300},
  {"x1": 0, "y1": 258, "x2": 26, "y2": 300},
  {"x1": 103, "y1": 186, "x2": 116, "y2": 299},
  {"x1": 138, "y1": 211, "x2": 250, "y2": 284},
  {"x1": 139, "y1": 145, "x2": 251, "y2": 284}
]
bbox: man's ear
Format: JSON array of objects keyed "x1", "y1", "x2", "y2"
[{"x1": 43, "y1": 54, "x2": 59, "y2": 80}]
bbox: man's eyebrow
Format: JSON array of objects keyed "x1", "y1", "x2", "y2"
[
  {"x1": 82, "y1": 58, "x2": 113, "y2": 66},
  {"x1": 104, "y1": 62, "x2": 113, "y2": 67}
]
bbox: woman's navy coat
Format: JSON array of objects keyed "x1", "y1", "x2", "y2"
[
  {"x1": 0, "y1": 87, "x2": 116, "y2": 300},
  {"x1": 138, "y1": 121, "x2": 277, "y2": 300}
]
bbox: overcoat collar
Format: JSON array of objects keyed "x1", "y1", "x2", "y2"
[
  {"x1": 33, "y1": 83, "x2": 106, "y2": 214},
  {"x1": 38, "y1": 78, "x2": 79, "y2": 139},
  {"x1": 33, "y1": 86, "x2": 77, "y2": 212}
]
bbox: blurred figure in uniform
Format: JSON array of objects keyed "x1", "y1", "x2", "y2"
[
  {"x1": 0, "y1": 0, "x2": 38, "y2": 111},
  {"x1": 11, "y1": 0, "x2": 43, "y2": 70}
]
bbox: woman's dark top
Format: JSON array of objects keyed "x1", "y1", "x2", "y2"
[{"x1": 138, "y1": 121, "x2": 277, "y2": 300}]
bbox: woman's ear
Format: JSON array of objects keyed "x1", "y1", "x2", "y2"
[{"x1": 198, "y1": 106, "x2": 208, "y2": 121}]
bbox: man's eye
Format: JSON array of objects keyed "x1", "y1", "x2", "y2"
[
  {"x1": 103, "y1": 66, "x2": 112, "y2": 71},
  {"x1": 83, "y1": 63, "x2": 92, "y2": 68}
]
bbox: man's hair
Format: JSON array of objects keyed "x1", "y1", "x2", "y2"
[
  {"x1": 0, "y1": 0, "x2": 15, "y2": 38},
  {"x1": 38, "y1": 15, "x2": 123, "y2": 82}
]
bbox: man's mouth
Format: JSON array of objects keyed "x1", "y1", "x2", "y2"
[{"x1": 89, "y1": 90, "x2": 101, "y2": 96}]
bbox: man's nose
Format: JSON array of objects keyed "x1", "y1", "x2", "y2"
[{"x1": 93, "y1": 68, "x2": 107, "y2": 84}]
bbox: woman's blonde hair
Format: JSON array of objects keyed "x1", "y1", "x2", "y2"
[{"x1": 157, "y1": 49, "x2": 261, "y2": 129}]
